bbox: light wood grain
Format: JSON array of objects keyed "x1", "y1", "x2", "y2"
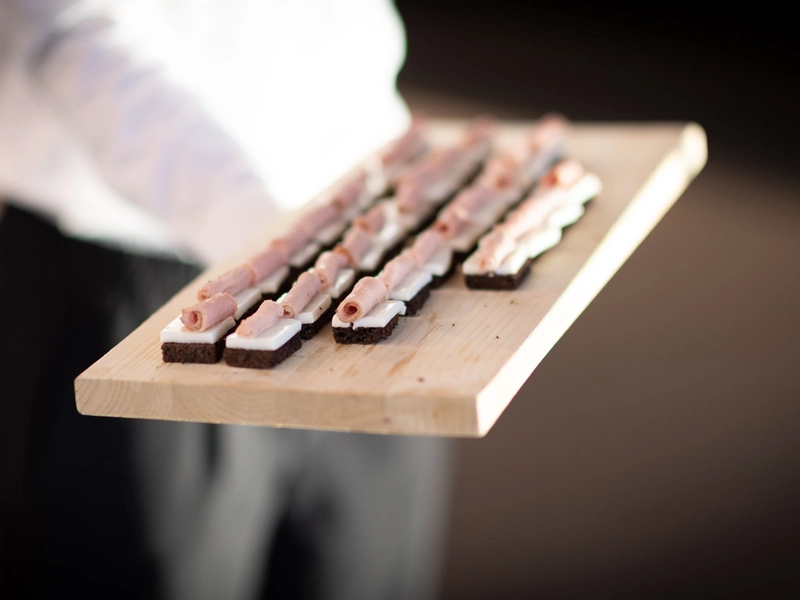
[{"x1": 74, "y1": 121, "x2": 707, "y2": 437}]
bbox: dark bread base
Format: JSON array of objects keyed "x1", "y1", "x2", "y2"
[
  {"x1": 299, "y1": 303, "x2": 336, "y2": 340},
  {"x1": 464, "y1": 258, "x2": 533, "y2": 290},
  {"x1": 162, "y1": 339, "x2": 227, "y2": 364},
  {"x1": 401, "y1": 281, "x2": 433, "y2": 316},
  {"x1": 223, "y1": 332, "x2": 302, "y2": 369},
  {"x1": 332, "y1": 314, "x2": 401, "y2": 345}
]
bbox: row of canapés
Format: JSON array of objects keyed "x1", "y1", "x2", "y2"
[{"x1": 160, "y1": 114, "x2": 600, "y2": 368}]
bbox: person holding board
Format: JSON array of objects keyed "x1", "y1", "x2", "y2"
[{"x1": 0, "y1": 1, "x2": 452, "y2": 598}]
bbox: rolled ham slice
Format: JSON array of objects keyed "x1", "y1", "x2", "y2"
[
  {"x1": 268, "y1": 238, "x2": 292, "y2": 262},
  {"x1": 495, "y1": 199, "x2": 551, "y2": 239},
  {"x1": 280, "y1": 223, "x2": 314, "y2": 255},
  {"x1": 335, "y1": 227, "x2": 373, "y2": 266},
  {"x1": 396, "y1": 180, "x2": 425, "y2": 216},
  {"x1": 408, "y1": 229, "x2": 443, "y2": 266},
  {"x1": 409, "y1": 148, "x2": 454, "y2": 183},
  {"x1": 539, "y1": 159, "x2": 584, "y2": 190},
  {"x1": 473, "y1": 230, "x2": 518, "y2": 272},
  {"x1": 246, "y1": 247, "x2": 285, "y2": 283},
  {"x1": 330, "y1": 168, "x2": 367, "y2": 211},
  {"x1": 377, "y1": 254, "x2": 416, "y2": 292},
  {"x1": 448, "y1": 186, "x2": 493, "y2": 217},
  {"x1": 353, "y1": 204, "x2": 385, "y2": 234},
  {"x1": 461, "y1": 116, "x2": 494, "y2": 149},
  {"x1": 380, "y1": 120, "x2": 426, "y2": 171},
  {"x1": 301, "y1": 203, "x2": 341, "y2": 235},
  {"x1": 336, "y1": 277, "x2": 389, "y2": 323},
  {"x1": 479, "y1": 153, "x2": 521, "y2": 189},
  {"x1": 314, "y1": 251, "x2": 349, "y2": 289},
  {"x1": 281, "y1": 271, "x2": 322, "y2": 318},
  {"x1": 236, "y1": 300, "x2": 284, "y2": 338},
  {"x1": 434, "y1": 210, "x2": 470, "y2": 239},
  {"x1": 198, "y1": 266, "x2": 252, "y2": 301},
  {"x1": 528, "y1": 113, "x2": 568, "y2": 152},
  {"x1": 395, "y1": 151, "x2": 454, "y2": 213},
  {"x1": 181, "y1": 292, "x2": 237, "y2": 332},
  {"x1": 497, "y1": 187, "x2": 569, "y2": 237}
]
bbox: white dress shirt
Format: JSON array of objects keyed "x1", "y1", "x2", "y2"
[{"x1": 0, "y1": 0, "x2": 410, "y2": 265}]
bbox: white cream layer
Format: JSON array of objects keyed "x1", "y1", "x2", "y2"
[
  {"x1": 462, "y1": 226, "x2": 562, "y2": 276},
  {"x1": 289, "y1": 242, "x2": 322, "y2": 268},
  {"x1": 569, "y1": 173, "x2": 602, "y2": 205},
  {"x1": 470, "y1": 188, "x2": 519, "y2": 227},
  {"x1": 161, "y1": 315, "x2": 235, "y2": 344},
  {"x1": 448, "y1": 220, "x2": 491, "y2": 253},
  {"x1": 380, "y1": 200, "x2": 401, "y2": 223},
  {"x1": 277, "y1": 290, "x2": 331, "y2": 324},
  {"x1": 388, "y1": 269, "x2": 432, "y2": 302},
  {"x1": 357, "y1": 210, "x2": 406, "y2": 272},
  {"x1": 376, "y1": 219, "x2": 404, "y2": 250},
  {"x1": 256, "y1": 265, "x2": 290, "y2": 295},
  {"x1": 420, "y1": 244, "x2": 453, "y2": 277},
  {"x1": 314, "y1": 219, "x2": 349, "y2": 247},
  {"x1": 363, "y1": 154, "x2": 388, "y2": 201},
  {"x1": 234, "y1": 288, "x2": 262, "y2": 320},
  {"x1": 522, "y1": 227, "x2": 562, "y2": 258},
  {"x1": 396, "y1": 201, "x2": 434, "y2": 233},
  {"x1": 548, "y1": 204, "x2": 585, "y2": 229},
  {"x1": 329, "y1": 268, "x2": 355, "y2": 298},
  {"x1": 225, "y1": 318, "x2": 301, "y2": 351},
  {"x1": 332, "y1": 300, "x2": 407, "y2": 329},
  {"x1": 462, "y1": 244, "x2": 526, "y2": 276},
  {"x1": 359, "y1": 244, "x2": 384, "y2": 273},
  {"x1": 295, "y1": 291, "x2": 331, "y2": 324}
]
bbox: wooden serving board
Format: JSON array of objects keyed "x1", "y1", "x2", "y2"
[{"x1": 74, "y1": 121, "x2": 707, "y2": 437}]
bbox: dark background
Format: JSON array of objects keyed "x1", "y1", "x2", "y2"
[
  {"x1": 396, "y1": 2, "x2": 800, "y2": 599},
  {"x1": 399, "y1": 1, "x2": 799, "y2": 168}
]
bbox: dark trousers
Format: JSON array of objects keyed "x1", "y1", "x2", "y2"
[
  {"x1": 0, "y1": 204, "x2": 453, "y2": 600},
  {"x1": 0, "y1": 204, "x2": 201, "y2": 598}
]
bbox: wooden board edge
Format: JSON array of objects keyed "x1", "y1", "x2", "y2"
[{"x1": 74, "y1": 376, "x2": 483, "y2": 436}]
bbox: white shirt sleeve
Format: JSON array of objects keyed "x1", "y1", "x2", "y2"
[{"x1": 12, "y1": 0, "x2": 281, "y2": 265}]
